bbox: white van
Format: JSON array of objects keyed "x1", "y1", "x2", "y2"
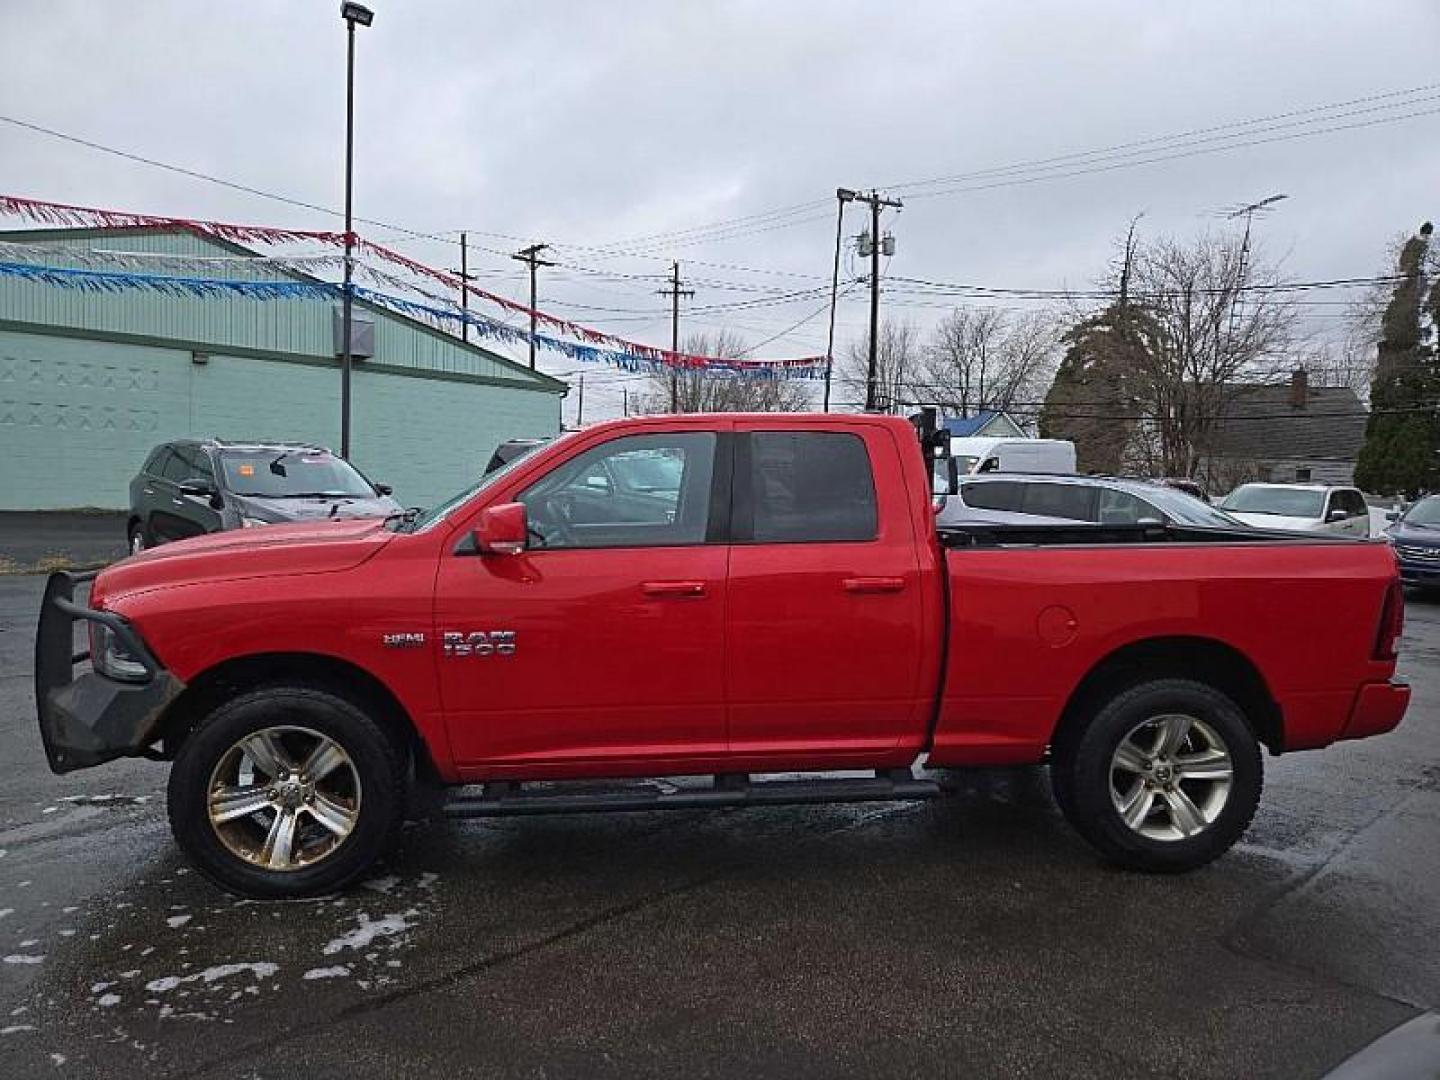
[{"x1": 935, "y1": 437, "x2": 1077, "y2": 494}]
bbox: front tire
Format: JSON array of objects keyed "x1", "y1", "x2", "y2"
[
  {"x1": 167, "y1": 685, "x2": 406, "y2": 898},
  {"x1": 1051, "y1": 678, "x2": 1262, "y2": 873},
  {"x1": 127, "y1": 521, "x2": 150, "y2": 555}
]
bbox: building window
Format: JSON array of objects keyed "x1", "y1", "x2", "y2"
[{"x1": 1295, "y1": 467, "x2": 1312, "y2": 482}]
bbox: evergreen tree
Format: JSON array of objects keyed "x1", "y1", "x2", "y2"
[{"x1": 1354, "y1": 222, "x2": 1439, "y2": 496}]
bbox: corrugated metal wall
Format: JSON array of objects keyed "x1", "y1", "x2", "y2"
[{"x1": 0, "y1": 229, "x2": 564, "y2": 510}]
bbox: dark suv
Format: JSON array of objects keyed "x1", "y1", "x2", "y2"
[{"x1": 127, "y1": 439, "x2": 401, "y2": 553}]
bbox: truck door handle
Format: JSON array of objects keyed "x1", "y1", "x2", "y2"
[
  {"x1": 843, "y1": 576, "x2": 905, "y2": 594},
  {"x1": 641, "y1": 581, "x2": 707, "y2": 598}
]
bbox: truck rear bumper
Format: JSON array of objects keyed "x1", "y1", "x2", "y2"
[
  {"x1": 1339, "y1": 679, "x2": 1410, "y2": 742},
  {"x1": 35, "y1": 571, "x2": 183, "y2": 774}
]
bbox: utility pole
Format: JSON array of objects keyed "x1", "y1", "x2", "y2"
[
  {"x1": 576, "y1": 372, "x2": 585, "y2": 426},
  {"x1": 823, "y1": 188, "x2": 855, "y2": 413},
  {"x1": 657, "y1": 260, "x2": 694, "y2": 412},
  {"x1": 511, "y1": 242, "x2": 555, "y2": 369},
  {"x1": 452, "y1": 232, "x2": 478, "y2": 343},
  {"x1": 850, "y1": 189, "x2": 902, "y2": 412}
]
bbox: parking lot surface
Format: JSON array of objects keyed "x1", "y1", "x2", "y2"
[{"x1": 0, "y1": 572, "x2": 1436, "y2": 1078}]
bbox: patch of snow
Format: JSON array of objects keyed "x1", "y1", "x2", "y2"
[
  {"x1": 50, "y1": 1053, "x2": 66, "y2": 1066},
  {"x1": 19, "y1": 939, "x2": 37, "y2": 947},
  {"x1": 302, "y1": 965, "x2": 350, "y2": 980},
  {"x1": 0, "y1": 909, "x2": 12, "y2": 919},
  {"x1": 61, "y1": 906, "x2": 78, "y2": 914},
  {"x1": 60, "y1": 794, "x2": 150, "y2": 807},
  {"x1": 418, "y1": 872, "x2": 439, "y2": 889},
  {"x1": 1, "y1": 1024, "x2": 36, "y2": 1035},
  {"x1": 91, "y1": 982, "x2": 114, "y2": 994},
  {"x1": 58, "y1": 930, "x2": 75, "y2": 938},
  {"x1": 145, "y1": 962, "x2": 279, "y2": 993},
  {"x1": 322, "y1": 910, "x2": 418, "y2": 956},
  {"x1": 362, "y1": 875, "x2": 400, "y2": 895},
  {"x1": 166, "y1": 915, "x2": 192, "y2": 929},
  {"x1": 3, "y1": 955, "x2": 44, "y2": 965},
  {"x1": 41, "y1": 807, "x2": 57, "y2": 815},
  {"x1": 97, "y1": 994, "x2": 121, "y2": 1008}
]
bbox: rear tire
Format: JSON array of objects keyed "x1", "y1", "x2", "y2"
[
  {"x1": 1051, "y1": 678, "x2": 1261, "y2": 873},
  {"x1": 167, "y1": 685, "x2": 406, "y2": 899}
]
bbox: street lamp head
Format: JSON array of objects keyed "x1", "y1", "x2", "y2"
[
  {"x1": 836, "y1": 188, "x2": 856, "y2": 202},
  {"x1": 341, "y1": 2, "x2": 374, "y2": 27}
]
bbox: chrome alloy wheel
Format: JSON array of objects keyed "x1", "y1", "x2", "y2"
[
  {"x1": 206, "y1": 726, "x2": 361, "y2": 872},
  {"x1": 1109, "y1": 713, "x2": 1234, "y2": 842}
]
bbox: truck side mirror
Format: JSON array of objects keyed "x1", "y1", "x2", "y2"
[
  {"x1": 474, "y1": 502, "x2": 528, "y2": 555},
  {"x1": 1327, "y1": 508, "x2": 1348, "y2": 523},
  {"x1": 374, "y1": 483, "x2": 393, "y2": 496}
]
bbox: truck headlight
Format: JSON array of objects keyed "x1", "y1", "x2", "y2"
[
  {"x1": 88, "y1": 622, "x2": 150, "y2": 683},
  {"x1": 240, "y1": 516, "x2": 270, "y2": 528}
]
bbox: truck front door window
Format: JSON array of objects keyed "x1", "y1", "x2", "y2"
[{"x1": 518, "y1": 433, "x2": 715, "y2": 549}]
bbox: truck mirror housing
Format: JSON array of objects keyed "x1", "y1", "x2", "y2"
[{"x1": 475, "y1": 502, "x2": 528, "y2": 555}]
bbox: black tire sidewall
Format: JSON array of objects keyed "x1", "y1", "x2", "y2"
[
  {"x1": 1061, "y1": 679, "x2": 1262, "y2": 872},
  {"x1": 167, "y1": 686, "x2": 403, "y2": 899}
]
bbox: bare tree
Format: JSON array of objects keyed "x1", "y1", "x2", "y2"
[
  {"x1": 636, "y1": 330, "x2": 814, "y2": 414},
  {"x1": 917, "y1": 307, "x2": 1058, "y2": 422},
  {"x1": 1126, "y1": 231, "x2": 1297, "y2": 477},
  {"x1": 838, "y1": 322, "x2": 921, "y2": 413}
]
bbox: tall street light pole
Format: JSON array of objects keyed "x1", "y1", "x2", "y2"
[
  {"x1": 338, "y1": 1, "x2": 373, "y2": 460},
  {"x1": 823, "y1": 188, "x2": 854, "y2": 413}
]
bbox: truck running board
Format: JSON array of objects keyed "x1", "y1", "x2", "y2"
[{"x1": 442, "y1": 770, "x2": 942, "y2": 819}]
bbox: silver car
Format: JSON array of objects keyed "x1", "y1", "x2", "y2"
[{"x1": 937, "y1": 474, "x2": 1244, "y2": 529}]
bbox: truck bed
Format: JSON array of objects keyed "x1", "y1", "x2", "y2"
[{"x1": 928, "y1": 529, "x2": 1401, "y2": 766}]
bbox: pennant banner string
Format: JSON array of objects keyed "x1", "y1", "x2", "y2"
[
  {"x1": 0, "y1": 194, "x2": 824, "y2": 374},
  {"x1": 0, "y1": 260, "x2": 826, "y2": 381}
]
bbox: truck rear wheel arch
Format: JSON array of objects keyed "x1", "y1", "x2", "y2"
[
  {"x1": 158, "y1": 653, "x2": 434, "y2": 780},
  {"x1": 1053, "y1": 636, "x2": 1282, "y2": 756}
]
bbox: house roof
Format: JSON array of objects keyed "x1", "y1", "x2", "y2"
[
  {"x1": 941, "y1": 409, "x2": 1012, "y2": 437},
  {"x1": 1209, "y1": 383, "x2": 1368, "y2": 463}
]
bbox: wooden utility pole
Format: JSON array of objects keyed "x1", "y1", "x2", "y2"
[
  {"x1": 453, "y1": 232, "x2": 479, "y2": 343},
  {"x1": 657, "y1": 260, "x2": 694, "y2": 412},
  {"x1": 511, "y1": 242, "x2": 555, "y2": 368},
  {"x1": 576, "y1": 372, "x2": 585, "y2": 425},
  {"x1": 851, "y1": 190, "x2": 902, "y2": 412}
]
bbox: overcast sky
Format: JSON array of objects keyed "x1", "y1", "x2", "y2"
[{"x1": 4, "y1": 1, "x2": 1439, "y2": 420}]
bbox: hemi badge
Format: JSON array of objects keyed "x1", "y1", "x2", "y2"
[{"x1": 382, "y1": 632, "x2": 426, "y2": 649}]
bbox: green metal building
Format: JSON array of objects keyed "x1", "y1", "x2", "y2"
[{"x1": 0, "y1": 227, "x2": 565, "y2": 511}]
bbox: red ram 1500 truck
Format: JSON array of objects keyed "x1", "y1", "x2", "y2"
[{"x1": 36, "y1": 414, "x2": 1410, "y2": 898}]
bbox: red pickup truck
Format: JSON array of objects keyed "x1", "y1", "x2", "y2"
[{"x1": 36, "y1": 414, "x2": 1409, "y2": 898}]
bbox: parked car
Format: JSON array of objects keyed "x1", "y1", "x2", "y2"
[
  {"x1": 1385, "y1": 493, "x2": 1440, "y2": 590},
  {"x1": 127, "y1": 439, "x2": 400, "y2": 553},
  {"x1": 41, "y1": 414, "x2": 1407, "y2": 898},
  {"x1": 937, "y1": 473, "x2": 1242, "y2": 529},
  {"x1": 1218, "y1": 483, "x2": 1370, "y2": 537},
  {"x1": 484, "y1": 437, "x2": 550, "y2": 476},
  {"x1": 936, "y1": 437, "x2": 1077, "y2": 492}
]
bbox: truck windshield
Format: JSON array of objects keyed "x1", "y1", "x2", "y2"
[
  {"x1": 1221, "y1": 486, "x2": 1325, "y2": 518},
  {"x1": 220, "y1": 450, "x2": 375, "y2": 498},
  {"x1": 407, "y1": 429, "x2": 578, "y2": 532}
]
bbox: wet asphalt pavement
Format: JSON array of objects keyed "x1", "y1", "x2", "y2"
[{"x1": 0, "y1": 573, "x2": 1437, "y2": 1078}]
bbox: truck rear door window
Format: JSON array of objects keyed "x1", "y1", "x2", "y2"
[{"x1": 745, "y1": 432, "x2": 877, "y2": 543}]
